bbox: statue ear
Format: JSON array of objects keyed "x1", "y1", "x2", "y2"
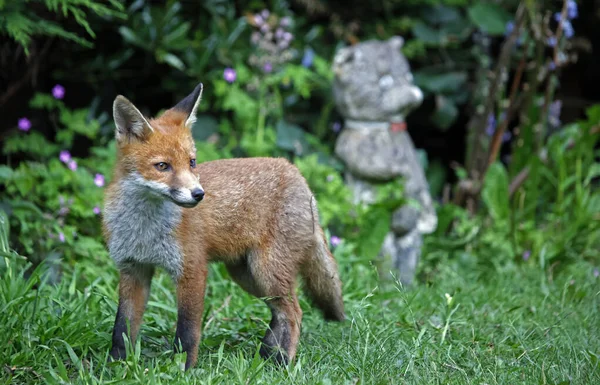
[
  {"x1": 171, "y1": 83, "x2": 204, "y2": 128},
  {"x1": 389, "y1": 36, "x2": 404, "y2": 50}
]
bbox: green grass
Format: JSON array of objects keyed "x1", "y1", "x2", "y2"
[{"x1": 1, "y1": 246, "x2": 599, "y2": 385}]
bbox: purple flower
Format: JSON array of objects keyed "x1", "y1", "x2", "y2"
[
  {"x1": 260, "y1": 24, "x2": 270, "y2": 34},
  {"x1": 280, "y1": 16, "x2": 291, "y2": 28},
  {"x1": 93, "y1": 206, "x2": 101, "y2": 215},
  {"x1": 261, "y1": 9, "x2": 270, "y2": 19},
  {"x1": 283, "y1": 32, "x2": 293, "y2": 42},
  {"x1": 562, "y1": 20, "x2": 574, "y2": 38},
  {"x1": 223, "y1": 68, "x2": 236, "y2": 83},
  {"x1": 301, "y1": 47, "x2": 315, "y2": 68},
  {"x1": 18, "y1": 117, "x2": 31, "y2": 131},
  {"x1": 567, "y1": 0, "x2": 578, "y2": 20},
  {"x1": 251, "y1": 32, "x2": 261, "y2": 44},
  {"x1": 522, "y1": 250, "x2": 531, "y2": 261},
  {"x1": 263, "y1": 62, "x2": 273, "y2": 73},
  {"x1": 58, "y1": 232, "x2": 65, "y2": 243},
  {"x1": 330, "y1": 235, "x2": 341, "y2": 247},
  {"x1": 594, "y1": 268, "x2": 599, "y2": 278},
  {"x1": 548, "y1": 61, "x2": 557, "y2": 71},
  {"x1": 547, "y1": 36, "x2": 557, "y2": 47},
  {"x1": 554, "y1": 12, "x2": 562, "y2": 22},
  {"x1": 59, "y1": 150, "x2": 71, "y2": 163},
  {"x1": 94, "y1": 173, "x2": 105, "y2": 187},
  {"x1": 505, "y1": 21, "x2": 515, "y2": 36},
  {"x1": 485, "y1": 113, "x2": 496, "y2": 136},
  {"x1": 278, "y1": 40, "x2": 290, "y2": 50},
  {"x1": 502, "y1": 131, "x2": 512, "y2": 143},
  {"x1": 332, "y1": 121, "x2": 342, "y2": 133},
  {"x1": 548, "y1": 100, "x2": 562, "y2": 128},
  {"x1": 52, "y1": 84, "x2": 65, "y2": 100},
  {"x1": 254, "y1": 14, "x2": 264, "y2": 26},
  {"x1": 326, "y1": 174, "x2": 335, "y2": 183},
  {"x1": 275, "y1": 28, "x2": 284, "y2": 40},
  {"x1": 67, "y1": 160, "x2": 77, "y2": 171}
]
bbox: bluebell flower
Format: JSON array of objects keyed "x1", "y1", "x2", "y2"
[
  {"x1": 505, "y1": 21, "x2": 515, "y2": 36},
  {"x1": 301, "y1": 47, "x2": 315, "y2": 68},
  {"x1": 562, "y1": 20, "x2": 574, "y2": 38},
  {"x1": 567, "y1": 0, "x2": 578, "y2": 20},
  {"x1": 548, "y1": 100, "x2": 562, "y2": 128},
  {"x1": 485, "y1": 113, "x2": 496, "y2": 136}
]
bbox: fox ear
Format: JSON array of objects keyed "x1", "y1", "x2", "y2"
[
  {"x1": 113, "y1": 96, "x2": 153, "y2": 143},
  {"x1": 172, "y1": 83, "x2": 203, "y2": 129}
]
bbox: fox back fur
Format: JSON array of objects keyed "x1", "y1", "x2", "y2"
[{"x1": 103, "y1": 83, "x2": 345, "y2": 370}]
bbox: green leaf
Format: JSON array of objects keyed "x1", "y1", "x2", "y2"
[
  {"x1": 414, "y1": 71, "x2": 468, "y2": 94},
  {"x1": 421, "y1": 5, "x2": 462, "y2": 24},
  {"x1": 584, "y1": 163, "x2": 600, "y2": 186},
  {"x1": 431, "y1": 95, "x2": 459, "y2": 130},
  {"x1": 356, "y1": 207, "x2": 392, "y2": 260},
  {"x1": 275, "y1": 120, "x2": 311, "y2": 155},
  {"x1": 192, "y1": 115, "x2": 219, "y2": 141},
  {"x1": 467, "y1": 3, "x2": 512, "y2": 35},
  {"x1": 0, "y1": 165, "x2": 13, "y2": 181},
  {"x1": 160, "y1": 53, "x2": 185, "y2": 71},
  {"x1": 412, "y1": 21, "x2": 445, "y2": 45},
  {"x1": 118, "y1": 26, "x2": 148, "y2": 49},
  {"x1": 482, "y1": 162, "x2": 510, "y2": 223}
]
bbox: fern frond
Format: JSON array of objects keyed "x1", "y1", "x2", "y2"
[{"x1": 0, "y1": 0, "x2": 126, "y2": 54}]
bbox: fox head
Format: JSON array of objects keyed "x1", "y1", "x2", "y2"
[{"x1": 112, "y1": 83, "x2": 205, "y2": 208}]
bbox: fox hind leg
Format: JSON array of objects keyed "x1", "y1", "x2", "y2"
[{"x1": 226, "y1": 250, "x2": 302, "y2": 365}]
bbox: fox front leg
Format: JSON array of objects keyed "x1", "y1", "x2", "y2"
[
  {"x1": 173, "y1": 262, "x2": 208, "y2": 370},
  {"x1": 110, "y1": 266, "x2": 154, "y2": 360}
]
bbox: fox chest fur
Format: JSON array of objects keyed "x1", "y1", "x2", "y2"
[{"x1": 103, "y1": 178, "x2": 184, "y2": 278}]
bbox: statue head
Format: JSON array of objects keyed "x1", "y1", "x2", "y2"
[{"x1": 332, "y1": 36, "x2": 423, "y2": 123}]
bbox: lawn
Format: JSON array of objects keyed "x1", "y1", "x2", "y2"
[{"x1": 2, "y1": 240, "x2": 599, "y2": 385}]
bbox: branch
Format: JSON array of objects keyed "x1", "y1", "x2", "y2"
[
  {"x1": 486, "y1": 53, "x2": 526, "y2": 170},
  {"x1": 537, "y1": 0, "x2": 569, "y2": 148},
  {"x1": 468, "y1": 3, "x2": 527, "y2": 181},
  {"x1": 0, "y1": 39, "x2": 53, "y2": 107}
]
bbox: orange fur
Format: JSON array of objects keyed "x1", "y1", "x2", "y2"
[{"x1": 104, "y1": 84, "x2": 345, "y2": 370}]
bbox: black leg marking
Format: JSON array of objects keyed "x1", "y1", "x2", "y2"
[
  {"x1": 109, "y1": 301, "x2": 129, "y2": 360},
  {"x1": 174, "y1": 307, "x2": 199, "y2": 370},
  {"x1": 259, "y1": 305, "x2": 291, "y2": 365}
]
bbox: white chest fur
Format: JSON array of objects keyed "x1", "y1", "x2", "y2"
[{"x1": 103, "y1": 178, "x2": 184, "y2": 278}]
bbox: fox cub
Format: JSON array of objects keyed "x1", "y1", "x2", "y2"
[{"x1": 102, "y1": 83, "x2": 345, "y2": 370}]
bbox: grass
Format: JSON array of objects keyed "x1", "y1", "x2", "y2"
[{"x1": 1, "y1": 242, "x2": 599, "y2": 385}]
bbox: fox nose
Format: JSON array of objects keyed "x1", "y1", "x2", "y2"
[{"x1": 191, "y1": 188, "x2": 205, "y2": 202}]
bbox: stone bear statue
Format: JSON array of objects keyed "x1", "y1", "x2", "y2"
[{"x1": 332, "y1": 36, "x2": 437, "y2": 286}]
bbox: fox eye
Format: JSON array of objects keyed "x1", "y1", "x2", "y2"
[
  {"x1": 155, "y1": 162, "x2": 171, "y2": 171},
  {"x1": 190, "y1": 159, "x2": 196, "y2": 168}
]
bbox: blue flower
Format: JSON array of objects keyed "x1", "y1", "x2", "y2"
[
  {"x1": 554, "y1": 12, "x2": 562, "y2": 22},
  {"x1": 301, "y1": 47, "x2": 315, "y2": 68},
  {"x1": 548, "y1": 100, "x2": 562, "y2": 128},
  {"x1": 504, "y1": 21, "x2": 515, "y2": 36},
  {"x1": 485, "y1": 113, "x2": 496, "y2": 136},
  {"x1": 554, "y1": 11, "x2": 575, "y2": 38},
  {"x1": 567, "y1": 0, "x2": 578, "y2": 20},
  {"x1": 562, "y1": 20, "x2": 574, "y2": 38},
  {"x1": 547, "y1": 36, "x2": 557, "y2": 47}
]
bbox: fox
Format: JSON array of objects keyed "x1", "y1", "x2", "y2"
[{"x1": 102, "y1": 82, "x2": 345, "y2": 370}]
